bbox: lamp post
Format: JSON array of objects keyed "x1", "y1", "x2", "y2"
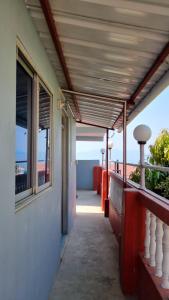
[
  {"x1": 133, "y1": 124, "x2": 152, "y2": 189},
  {"x1": 108, "y1": 141, "x2": 113, "y2": 168},
  {"x1": 100, "y1": 148, "x2": 105, "y2": 167}
]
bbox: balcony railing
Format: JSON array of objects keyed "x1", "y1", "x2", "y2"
[
  {"x1": 97, "y1": 164, "x2": 169, "y2": 299},
  {"x1": 107, "y1": 160, "x2": 169, "y2": 177},
  {"x1": 102, "y1": 160, "x2": 169, "y2": 203},
  {"x1": 142, "y1": 194, "x2": 169, "y2": 289}
]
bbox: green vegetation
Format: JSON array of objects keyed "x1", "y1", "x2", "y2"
[
  {"x1": 157, "y1": 177, "x2": 169, "y2": 199},
  {"x1": 129, "y1": 129, "x2": 169, "y2": 199},
  {"x1": 149, "y1": 129, "x2": 169, "y2": 166}
]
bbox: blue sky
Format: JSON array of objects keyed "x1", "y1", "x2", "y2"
[{"x1": 76, "y1": 86, "x2": 169, "y2": 163}]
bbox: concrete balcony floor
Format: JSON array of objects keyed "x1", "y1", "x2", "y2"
[{"x1": 49, "y1": 191, "x2": 134, "y2": 300}]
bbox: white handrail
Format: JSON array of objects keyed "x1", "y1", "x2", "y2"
[{"x1": 109, "y1": 160, "x2": 169, "y2": 174}]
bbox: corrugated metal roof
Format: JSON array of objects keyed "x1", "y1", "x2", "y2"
[{"x1": 25, "y1": 0, "x2": 169, "y2": 129}]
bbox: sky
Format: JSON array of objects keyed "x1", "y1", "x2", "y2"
[{"x1": 76, "y1": 86, "x2": 169, "y2": 164}]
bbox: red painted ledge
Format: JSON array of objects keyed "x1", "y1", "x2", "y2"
[{"x1": 138, "y1": 254, "x2": 169, "y2": 300}]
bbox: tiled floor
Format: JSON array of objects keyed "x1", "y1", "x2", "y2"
[{"x1": 49, "y1": 191, "x2": 135, "y2": 300}]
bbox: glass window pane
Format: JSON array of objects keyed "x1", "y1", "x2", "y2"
[
  {"x1": 15, "y1": 62, "x2": 32, "y2": 195},
  {"x1": 37, "y1": 84, "x2": 51, "y2": 187}
]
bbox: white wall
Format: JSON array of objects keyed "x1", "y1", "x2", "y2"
[{"x1": 0, "y1": 0, "x2": 76, "y2": 299}]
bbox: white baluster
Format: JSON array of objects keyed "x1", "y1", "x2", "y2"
[
  {"x1": 161, "y1": 224, "x2": 169, "y2": 289},
  {"x1": 144, "y1": 210, "x2": 151, "y2": 259},
  {"x1": 149, "y1": 213, "x2": 156, "y2": 267},
  {"x1": 155, "y1": 218, "x2": 163, "y2": 277}
]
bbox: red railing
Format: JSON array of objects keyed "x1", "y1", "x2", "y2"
[{"x1": 100, "y1": 169, "x2": 169, "y2": 300}]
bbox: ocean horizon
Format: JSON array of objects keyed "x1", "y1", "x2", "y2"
[{"x1": 76, "y1": 148, "x2": 150, "y2": 164}]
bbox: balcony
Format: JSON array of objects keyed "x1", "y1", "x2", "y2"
[{"x1": 1, "y1": 0, "x2": 169, "y2": 299}]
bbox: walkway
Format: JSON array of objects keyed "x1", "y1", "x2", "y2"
[{"x1": 49, "y1": 191, "x2": 133, "y2": 300}]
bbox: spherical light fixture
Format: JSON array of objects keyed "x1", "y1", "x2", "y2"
[
  {"x1": 100, "y1": 148, "x2": 105, "y2": 155},
  {"x1": 108, "y1": 141, "x2": 113, "y2": 165},
  {"x1": 100, "y1": 148, "x2": 105, "y2": 167},
  {"x1": 133, "y1": 124, "x2": 152, "y2": 144},
  {"x1": 108, "y1": 141, "x2": 113, "y2": 149},
  {"x1": 133, "y1": 124, "x2": 152, "y2": 189}
]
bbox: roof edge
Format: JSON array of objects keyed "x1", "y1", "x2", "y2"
[{"x1": 127, "y1": 69, "x2": 169, "y2": 126}]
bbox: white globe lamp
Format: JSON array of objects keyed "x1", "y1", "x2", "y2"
[
  {"x1": 100, "y1": 148, "x2": 105, "y2": 155},
  {"x1": 108, "y1": 141, "x2": 113, "y2": 149},
  {"x1": 100, "y1": 148, "x2": 105, "y2": 167},
  {"x1": 133, "y1": 124, "x2": 152, "y2": 144},
  {"x1": 133, "y1": 124, "x2": 152, "y2": 189},
  {"x1": 108, "y1": 141, "x2": 113, "y2": 163}
]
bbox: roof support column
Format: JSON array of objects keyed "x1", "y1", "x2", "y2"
[
  {"x1": 123, "y1": 101, "x2": 127, "y2": 186},
  {"x1": 104, "y1": 128, "x2": 109, "y2": 218}
]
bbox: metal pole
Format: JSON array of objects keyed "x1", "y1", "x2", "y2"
[
  {"x1": 140, "y1": 143, "x2": 145, "y2": 189},
  {"x1": 105, "y1": 128, "x2": 109, "y2": 218},
  {"x1": 109, "y1": 148, "x2": 111, "y2": 162},
  {"x1": 123, "y1": 102, "x2": 127, "y2": 186},
  {"x1": 117, "y1": 160, "x2": 119, "y2": 174},
  {"x1": 106, "y1": 129, "x2": 109, "y2": 199}
]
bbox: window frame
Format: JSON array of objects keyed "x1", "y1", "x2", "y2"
[
  {"x1": 36, "y1": 78, "x2": 53, "y2": 193},
  {"x1": 15, "y1": 47, "x2": 53, "y2": 204},
  {"x1": 15, "y1": 56, "x2": 34, "y2": 202}
]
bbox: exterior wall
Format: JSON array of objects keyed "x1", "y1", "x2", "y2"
[
  {"x1": 0, "y1": 1, "x2": 76, "y2": 300},
  {"x1": 76, "y1": 160, "x2": 100, "y2": 190}
]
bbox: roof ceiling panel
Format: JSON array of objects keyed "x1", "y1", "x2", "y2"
[
  {"x1": 54, "y1": 16, "x2": 168, "y2": 54},
  {"x1": 50, "y1": 0, "x2": 169, "y2": 32},
  {"x1": 25, "y1": 0, "x2": 169, "y2": 129}
]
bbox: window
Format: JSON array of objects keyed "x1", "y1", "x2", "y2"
[
  {"x1": 37, "y1": 83, "x2": 51, "y2": 188},
  {"x1": 15, "y1": 61, "x2": 33, "y2": 196},
  {"x1": 15, "y1": 50, "x2": 53, "y2": 202}
]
